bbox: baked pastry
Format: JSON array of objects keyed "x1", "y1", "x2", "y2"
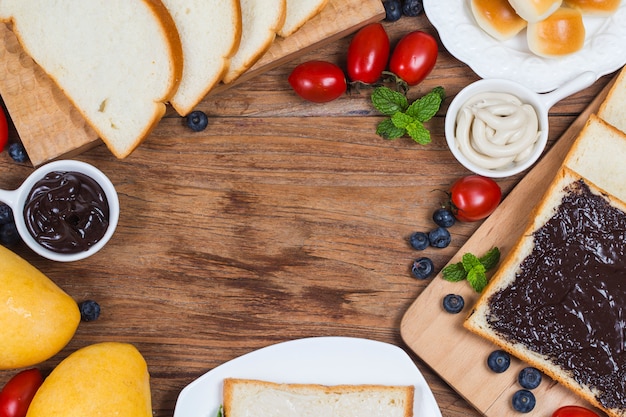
[
  {"x1": 465, "y1": 166, "x2": 626, "y2": 417},
  {"x1": 508, "y1": 0, "x2": 563, "y2": 21},
  {"x1": 563, "y1": 0, "x2": 621, "y2": 14},
  {"x1": 160, "y1": 0, "x2": 242, "y2": 116},
  {"x1": 0, "y1": 0, "x2": 183, "y2": 159},
  {"x1": 598, "y1": 65, "x2": 626, "y2": 134},
  {"x1": 527, "y1": 6, "x2": 585, "y2": 57},
  {"x1": 278, "y1": 0, "x2": 330, "y2": 37},
  {"x1": 223, "y1": 378, "x2": 415, "y2": 417},
  {"x1": 470, "y1": 0, "x2": 528, "y2": 40}
]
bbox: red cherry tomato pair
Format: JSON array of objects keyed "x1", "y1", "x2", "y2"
[
  {"x1": 0, "y1": 368, "x2": 43, "y2": 417},
  {"x1": 552, "y1": 406, "x2": 600, "y2": 417},
  {"x1": 449, "y1": 175, "x2": 502, "y2": 222}
]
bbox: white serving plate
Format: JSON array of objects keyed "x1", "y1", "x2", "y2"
[
  {"x1": 173, "y1": 336, "x2": 442, "y2": 417},
  {"x1": 425, "y1": 0, "x2": 626, "y2": 92}
]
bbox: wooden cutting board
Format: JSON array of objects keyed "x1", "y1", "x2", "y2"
[
  {"x1": 400, "y1": 72, "x2": 621, "y2": 416},
  {"x1": 0, "y1": 0, "x2": 385, "y2": 166}
]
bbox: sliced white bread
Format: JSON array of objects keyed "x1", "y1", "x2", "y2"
[
  {"x1": 0, "y1": 0, "x2": 183, "y2": 159},
  {"x1": 526, "y1": 6, "x2": 585, "y2": 57},
  {"x1": 465, "y1": 166, "x2": 626, "y2": 417},
  {"x1": 222, "y1": 0, "x2": 286, "y2": 84},
  {"x1": 161, "y1": 0, "x2": 242, "y2": 116},
  {"x1": 470, "y1": 0, "x2": 528, "y2": 41},
  {"x1": 277, "y1": 0, "x2": 329, "y2": 37},
  {"x1": 508, "y1": 0, "x2": 563, "y2": 22},
  {"x1": 598, "y1": 66, "x2": 626, "y2": 134},
  {"x1": 223, "y1": 378, "x2": 414, "y2": 417}
]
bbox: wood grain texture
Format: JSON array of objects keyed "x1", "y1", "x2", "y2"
[{"x1": 0, "y1": 14, "x2": 617, "y2": 417}]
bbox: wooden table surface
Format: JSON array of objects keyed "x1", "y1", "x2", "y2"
[{"x1": 0, "y1": 13, "x2": 615, "y2": 417}]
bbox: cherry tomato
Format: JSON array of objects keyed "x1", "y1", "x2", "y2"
[
  {"x1": 346, "y1": 23, "x2": 390, "y2": 84},
  {"x1": 388, "y1": 31, "x2": 438, "y2": 86},
  {"x1": 552, "y1": 406, "x2": 601, "y2": 417},
  {"x1": 449, "y1": 175, "x2": 501, "y2": 222},
  {"x1": 0, "y1": 368, "x2": 43, "y2": 417},
  {"x1": 0, "y1": 106, "x2": 8, "y2": 152},
  {"x1": 288, "y1": 61, "x2": 347, "y2": 103}
]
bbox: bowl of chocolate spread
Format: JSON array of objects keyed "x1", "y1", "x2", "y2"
[{"x1": 0, "y1": 160, "x2": 119, "y2": 262}]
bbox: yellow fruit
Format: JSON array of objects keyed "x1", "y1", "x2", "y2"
[
  {"x1": 0, "y1": 245, "x2": 80, "y2": 369},
  {"x1": 26, "y1": 342, "x2": 152, "y2": 417}
]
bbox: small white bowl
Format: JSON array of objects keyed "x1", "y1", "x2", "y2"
[
  {"x1": 445, "y1": 72, "x2": 597, "y2": 178},
  {"x1": 0, "y1": 160, "x2": 119, "y2": 262}
]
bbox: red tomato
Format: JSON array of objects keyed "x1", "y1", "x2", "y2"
[
  {"x1": 346, "y1": 23, "x2": 390, "y2": 84},
  {"x1": 388, "y1": 31, "x2": 438, "y2": 86},
  {"x1": 0, "y1": 368, "x2": 43, "y2": 417},
  {"x1": 0, "y1": 106, "x2": 8, "y2": 152},
  {"x1": 288, "y1": 61, "x2": 347, "y2": 103},
  {"x1": 449, "y1": 175, "x2": 501, "y2": 222},
  {"x1": 552, "y1": 406, "x2": 600, "y2": 417}
]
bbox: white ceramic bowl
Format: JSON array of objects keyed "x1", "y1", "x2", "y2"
[
  {"x1": 0, "y1": 160, "x2": 119, "y2": 262},
  {"x1": 445, "y1": 72, "x2": 597, "y2": 178}
]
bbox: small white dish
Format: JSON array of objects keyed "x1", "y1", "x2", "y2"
[
  {"x1": 0, "y1": 160, "x2": 119, "y2": 262},
  {"x1": 174, "y1": 336, "x2": 442, "y2": 417},
  {"x1": 445, "y1": 71, "x2": 597, "y2": 178}
]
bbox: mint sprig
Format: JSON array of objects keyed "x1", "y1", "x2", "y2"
[
  {"x1": 441, "y1": 247, "x2": 500, "y2": 292},
  {"x1": 371, "y1": 86, "x2": 445, "y2": 144}
]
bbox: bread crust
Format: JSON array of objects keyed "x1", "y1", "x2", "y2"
[{"x1": 277, "y1": 0, "x2": 330, "y2": 37}]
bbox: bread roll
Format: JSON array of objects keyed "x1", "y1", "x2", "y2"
[
  {"x1": 527, "y1": 6, "x2": 585, "y2": 57},
  {"x1": 508, "y1": 0, "x2": 563, "y2": 22},
  {"x1": 471, "y1": 0, "x2": 528, "y2": 40},
  {"x1": 563, "y1": 0, "x2": 621, "y2": 14}
]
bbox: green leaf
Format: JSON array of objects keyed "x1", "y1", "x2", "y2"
[
  {"x1": 479, "y1": 247, "x2": 501, "y2": 270},
  {"x1": 462, "y1": 253, "x2": 481, "y2": 272},
  {"x1": 371, "y1": 86, "x2": 408, "y2": 116},
  {"x1": 406, "y1": 122, "x2": 431, "y2": 145},
  {"x1": 405, "y1": 88, "x2": 444, "y2": 122},
  {"x1": 467, "y1": 264, "x2": 488, "y2": 292},
  {"x1": 216, "y1": 406, "x2": 223, "y2": 417},
  {"x1": 391, "y1": 112, "x2": 413, "y2": 129},
  {"x1": 441, "y1": 262, "x2": 467, "y2": 282},
  {"x1": 376, "y1": 118, "x2": 405, "y2": 140}
]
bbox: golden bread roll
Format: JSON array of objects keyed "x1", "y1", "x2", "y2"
[
  {"x1": 563, "y1": 0, "x2": 621, "y2": 14},
  {"x1": 508, "y1": 0, "x2": 563, "y2": 21},
  {"x1": 471, "y1": 0, "x2": 528, "y2": 40},
  {"x1": 527, "y1": 6, "x2": 585, "y2": 57}
]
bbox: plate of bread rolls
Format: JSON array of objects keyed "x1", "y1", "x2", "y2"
[{"x1": 424, "y1": 0, "x2": 626, "y2": 92}]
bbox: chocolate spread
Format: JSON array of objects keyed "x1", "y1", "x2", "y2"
[
  {"x1": 23, "y1": 171, "x2": 109, "y2": 254},
  {"x1": 486, "y1": 179, "x2": 626, "y2": 412}
]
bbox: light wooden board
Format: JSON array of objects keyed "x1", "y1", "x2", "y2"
[
  {"x1": 400, "y1": 72, "x2": 620, "y2": 416},
  {"x1": 0, "y1": 0, "x2": 385, "y2": 166}
]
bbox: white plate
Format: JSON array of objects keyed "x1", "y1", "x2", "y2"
[
  {"x1": 424, "y1": 0, "x2": 626, "y2": 92},
  {"x1": 173, "y1": 336, "x2": 442, "y2": 417}
]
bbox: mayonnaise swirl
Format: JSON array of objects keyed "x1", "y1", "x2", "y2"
[{"x1": 454, "y1": 92, "x2": 541, "y2": 170}]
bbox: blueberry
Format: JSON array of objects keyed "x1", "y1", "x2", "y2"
[
  {"x1": 8, "y1": 142, "x2": 28, "y2": 163},
  {"x1": 512, "y1": 389, "x2": 536, "y2": 413},
  {"x1": 0, "y1": 222, "x2": 20, "y2": 247},
  {"x1": 487, "y1": 349, "x2": 511, "y2": 373},
  {"x1": 402, "y1": 0, "x2": 424, "y2": 16},
  {"x1": 518, "y1": 367, "x2": 542, "y2": 389},
  {"x1": 79, "y1": 300, "x2": 101, "y2": 322},
  {"x1": 409, "y1": 231, "x2": 429, "y2": 250},
  {"x1": 186, "y1": 110, "x2": 209, "y2": 132},
  {"x1": 428, "y1": 227, "x2": 451, "y2": 248},
  {"x1": 383, "y1": 0, "x2": 402, "y2": 21},
  {"x1": 432, "y1": 208, "x2": 455, "y2": 228},
  {"x1": 0, "y1": 203, "x2": 13, "y2": 225},
  {"x1": 442, "y1": 293, "x2": 464, "y2": 313},
  {"x1": 411, "y1": 257, "x2": 434, "y2": 279}
]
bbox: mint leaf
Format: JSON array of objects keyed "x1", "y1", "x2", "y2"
[
  {"x1": 216, "y1": 406, "x2": 223, "y2": 417},
  {"x1": 479, "y1": 247, "x2": 501, "y2": 270},
  {"x1": 391, "y1": 112, "x2": 413, "y2": 129},
  {"x1": 405, "y1": 88, "x2": 444, "y2": 122},
  {"x1": 441, "y1": 262, "x2": 467, "y2": 282},
  {"x1": 467, "y1": 263, "x2": 488, "y2": 292},
  {"x1": 406, "y1": 121, "x2": 431, "y2": 145},
  {"x1": 462, "y1": 253, "x2": 481, "y2": 272},
  {"x1": 371, "y1": 87, "x2": 408, "y2": 116},
  {"x1": 376, "y1": 118, "x2": 405, "y2": 140}
]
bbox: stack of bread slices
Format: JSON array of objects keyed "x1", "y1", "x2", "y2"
[
  {"x1": 0, "y1": 0, "x2": 329, "y2": 159},
  {"x1": 464, "y1": 65, "x2": 626, "y2": 417}
]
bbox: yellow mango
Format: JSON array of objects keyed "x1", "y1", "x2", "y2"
[
  {"x1": 0, "y1": 245, "x2": 80, "y2": 369},
  {"x1": 26, "y1": 342, "x2": 152, "y2": 417}
]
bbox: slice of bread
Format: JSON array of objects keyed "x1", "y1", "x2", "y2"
[
  {"x1": 161, "y1": 0, "x2": 242, "y2": 116},
  {"x1": 277, "y1": 0, "x2": 330, "y2": 37},
  {"x1": 598, "y1": 66, "x2": 626, "y2": 134},
  {"x1": 223, "y1": 378, "x2": 414, "y2": 417},
  {"x1": 526, "y1": 6, "x2": 585, "y2": 57},
  {"x1": 0, "y1": 0, "x2": 183, "y2": 159},
  {"x1": 464, "y1": 168, "x2": 626, "y2": 417},
  {"x1": 470, "y1": 0, "x2": 528, "y2": 41},
  {"x1": 223, "y1": 0, "x2": 286, "y2": 84}
]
